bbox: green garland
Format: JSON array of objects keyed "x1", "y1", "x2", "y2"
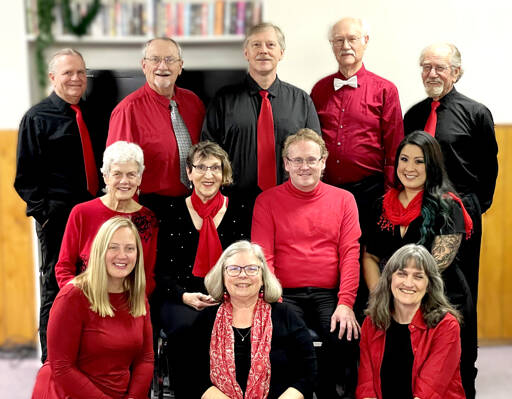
[
  {"x1": 34, "y1": 0, "x2": 101, "y2": 97},
  {"x1": 61, "y1": 0, "x2": 101, "y2": 37}
]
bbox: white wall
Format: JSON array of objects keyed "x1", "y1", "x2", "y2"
[{"x1": 2, "y1": 0, "x2": 511, "y2": 129}]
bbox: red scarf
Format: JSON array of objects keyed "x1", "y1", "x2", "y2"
[
  {"x1": 445, "y1": 192, "x2": 473, "y2": 238},
  {"x1": 191, "y1": 189, "x2": 227, "y2": 277},
  {"x1": 209, "y1": 298, "x2": 272, "y2": 399},
  {"x1": 379, "y1": 188, "x2": 424, "y2": 230}
]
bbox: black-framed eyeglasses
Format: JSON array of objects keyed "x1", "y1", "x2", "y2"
[
  {"x1": 192, "y1": 164, "x2": 222, "y2": 174},
  {"x1": 144, "y1": 56, "x2": 181, "y2": 65},
  {"x1": 286, "y1": 156, "x2": 323, "y2": 167},
  {"x1": 224, "y1": 264, "x2": 261, "y2": 276},
  {"x1": 420, "y1": 64, "x2": 452, "y2": 74}
]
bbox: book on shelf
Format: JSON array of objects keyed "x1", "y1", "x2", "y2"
[{"x1": 26, "y1": 0, "x2": 262, "y2": 40}]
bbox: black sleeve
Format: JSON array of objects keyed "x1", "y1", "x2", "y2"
[
  {"x1": 304, "y1": 95, "x2": 321, "y2": 135},
  {"x1": 437, "y1": 198, "x2": 466, "y2": 236},
  {"x1": 201, "y1": 94, "x2": 224, "y2": 145},
  {"x1": 474, "y1": 106, "x2": 498, "y2": 213},
  {"x1": 14, "y1": 112, "x2": 48, "y2": 224}
]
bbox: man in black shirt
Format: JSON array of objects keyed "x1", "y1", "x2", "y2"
[
  {"x1": 201, "y1": 22, "x2": 320, "y2": 219},
  {"x1": 403, "y1": 42, "x2": 498, "y2": 399},
  {"x1": 14, "y1": 48, "x2": 102, "y2": 362}
]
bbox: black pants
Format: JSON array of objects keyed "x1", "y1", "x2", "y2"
[
  {"x1": 456, "y1": 193, "x2": 482, "y2": 399},
  {"x1": 283, "y1": 288, "x2": 359, "y2": 399},
  {"x1": 35, "y1": 212, "x2": 69, "y2": 362}
]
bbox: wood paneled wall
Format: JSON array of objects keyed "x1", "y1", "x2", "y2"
[
  {"x1": 0, "y1": 130, "x2": 37, "y2": 347},
  {"x1": 0, "y1": 126, "x2": 510, "y2": 344},
  {"x1": 478, "y1": 125, "x2": 512, "y2": 340}
]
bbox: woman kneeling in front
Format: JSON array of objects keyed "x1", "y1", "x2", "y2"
[
  {"x1": 32, "y1": 217, "x2": 153, "y2": 399},
  {"x1": 356, "y1": 244, "x2": 465, "y2": 399},
  {"x1": 193, "y1": 240, "x2": 317, "y2": 399}
]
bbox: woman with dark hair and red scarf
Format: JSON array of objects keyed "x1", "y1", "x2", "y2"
[
  {"x1": 152, "y1": 141, "x2": 251, "y2": 398},
  {"x1": 362, "y1": 130, "x2": 475, "y2": 397},
  {"x1": 194, "y1": 241, "x2": 316, "y2": 399}
]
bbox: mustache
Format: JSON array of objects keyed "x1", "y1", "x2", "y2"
[{"x1": 339, "y1": 50, "x2": 356, "y2": 56}]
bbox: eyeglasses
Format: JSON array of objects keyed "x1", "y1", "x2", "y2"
[
  {"x1": 330, "y1": 36, "x2": 362, "y2": 47},
  {"x1": 224, "y1": 264, "x2": 261, "y2": 276},
  {"x1": 421, "y1": 64, "x2": 451, "y2": 74},
  {"x1": 144, "y1": 56, "x2": 181, "y2": 65},
  {"x1": 192, "y1": 164, "x2": 222, "y2": 174},
  {"x1": 286, "y1": 156, "x2": 323, "y2": 167}
]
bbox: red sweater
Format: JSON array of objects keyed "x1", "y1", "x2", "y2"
[
  {"x1": 55, "y1": 198, "x2": 159, "y2": 295},
  {"x1": 252, "y1": 180, "x2": 361, "y2": 307},
  {"x1": 356, "y1": 309, "x2": 465, "y2": 399},
  {"x1": 32, "y1": 284, "x2": 153, "y2": 399}
]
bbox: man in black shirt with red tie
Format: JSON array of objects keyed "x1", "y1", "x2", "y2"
[
  {"x1": 404, "y1": 42, "x2": 498, "y2": 399},
  {"x1": 14, "y1": 48, "x2": 102, "y2": 362},
  {"x1": 201, "y1": 22, "x2": 320, "y2": 222}
]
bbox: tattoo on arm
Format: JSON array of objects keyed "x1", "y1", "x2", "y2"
[{"x1": 431, "y1": 234, "x2": 462, "y2": 271}]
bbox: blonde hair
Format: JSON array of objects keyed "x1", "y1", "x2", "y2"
[
  {"x1": 204, "y1": 241, "x2": 282, "y2": 303},
  {"x1": 282, "y1": 128, "x2": 327, "y2": 159},
  {"x1": 72, "y1": 217, "x2": 146, "y2": 317}
]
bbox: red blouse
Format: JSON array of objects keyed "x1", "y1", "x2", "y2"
[{"x1": 356, "y1": 309, "x2": 465, "y2": 399}]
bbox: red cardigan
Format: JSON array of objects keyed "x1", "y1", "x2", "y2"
[{"x1": 356, "y1": 309, "x2": 465, "y2": 399}]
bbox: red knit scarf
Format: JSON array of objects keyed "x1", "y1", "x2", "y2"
[
  {"x1": 379, "y1": 188, "x2": 424, "y2": 230},
  {"x1": 191, "y1": 189, "x2": 226, "y2": 277},
  {"x1": 445, "y1": 192, "x2": 473, "y2": 238},
  {"x1": 209, "y1": 298, "x2": 272, "y2": 399}
]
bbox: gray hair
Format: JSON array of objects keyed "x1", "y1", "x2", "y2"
[
  {"x1": 204, "y1": 241, "x2": 282, "y2": 303},
  {"x1": 48, "y1": 48, "x2": 85, "y2": 74},
  {"x1": 244, "y1": 22, "x2": 286, "y2": 51},
  {"x1": 419, "y1": 43, "x2": 464, "y2": 82},
  {"x1": 328, "y1": 18, "x2": 370, "y2": 42},
  {"x1": 366, "y1": 244, "x2": 461, "y2": 330},
  {"x1": 142, "y1": 37, "x2": 183, "y2": 60},
  {"x1": 100, "y1": 141, "x2": 145, "y2": 176}
]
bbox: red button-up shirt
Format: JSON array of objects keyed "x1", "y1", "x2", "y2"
[
  {"x1": 310, "y1": 65, "x2": 404, "y2": 187},
  {"x1": 356, "y1": 309, "x2": 465, "y2": 399}
]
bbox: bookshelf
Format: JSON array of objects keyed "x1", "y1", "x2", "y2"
[{"x1": 25, "y1": 0, "x2": 263, "y2": 101}]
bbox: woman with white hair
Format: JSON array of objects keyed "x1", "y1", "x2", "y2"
[
  {"x1": 55, "y1": 141, "x2": 158, "y2": 294},
  {"x1": 32, "y1": 216, "x2": 153, "y2": 399},
  {"x1": 193, "y1": 241, "x2": 316, "y2": 399}
]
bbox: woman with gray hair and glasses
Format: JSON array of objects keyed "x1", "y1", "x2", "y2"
[
  {"x1": 356, "y1": 244, "x2": 465, "y2": 399},
  {"x1": 192, "y1": 240, "x2": 316, "y2": 399},
  {"x1": 55, "y1": 141, "x2": 159, "y2": 295}
]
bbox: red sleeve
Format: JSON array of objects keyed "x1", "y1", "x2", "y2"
[
  {"x1": 55, "y1": 207, "x2": 81, "y2": 288},
  {"x1": 413, "y1": 315, "x2": 462, "y2": 399},
  {"x1": 126, "y1": 302, "x2": 154, "y2": 399},
  {"x1": 251, "y1": 195, "x2": 276, "y2": 272},
  {"x1": 143, "y1": 220, "x2": 159, "y2": 296},
  {"x1": 48, "y1": 287, "x2": 111, "y2": 399},
  {"x1": 381, "y1": 84, "x2": 404, "y2": 188},
  {"x1": 356, "y1": 318, "x2": 378, "y2": 399},
  {"x1": 337, "y1": 193, "x2": 361, "y2": 307},
  {"x1": 107, "y1": 103, "x2": 135, "y2": 146}
]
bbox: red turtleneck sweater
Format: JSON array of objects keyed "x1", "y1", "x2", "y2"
[{"x1": 251, "y1": 180, "x2": 361, "y2": 307}]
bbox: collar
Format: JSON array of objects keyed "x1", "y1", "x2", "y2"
[
  {"x1": 246, "y1": 73, "x2": 281, "y2": 98},
  {"x1": 49, "y1": 91, "x2": 85, "y2": 113},
  {"x1": 429, "y1": 86, "x2": 457, "y2": 107},
  {"x1": 143, "y1": 82, "x2": 184, "y2": 107},
  {"x1": 409, "y1": 308, "x2": 427, "y2": 331},
  {"x1": 336, "y1": 63, "x2": 367, "y2": 82},
  {"x1": 284, "y1": 179, "x2": 323, "y2": 199}
]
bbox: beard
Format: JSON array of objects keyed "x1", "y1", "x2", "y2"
[{"x1": 424, "y1": 80, "x2": 444, "y2": 99}]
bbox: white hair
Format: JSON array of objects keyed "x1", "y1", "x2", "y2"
[
  {"x1": 328, "y1": 17, "x2": 370, "y2": 44},
  {"x1": 101, "y1": 141, "x2": 145, "y2": 176}
]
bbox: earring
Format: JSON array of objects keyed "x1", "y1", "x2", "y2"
[
  {"x1": 223, "y1": 289, "x2": 229, "y2": 302},
  {"x1": 189, "y1": 181, "x2": 193, "y2": 190},
  {"x1": 259, "y1": 287, "x2": 264, "y2": 299}
]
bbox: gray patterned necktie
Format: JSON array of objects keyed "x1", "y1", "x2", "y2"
[{"x1": 170, "y1": 100, "x2": 192, "y2": 186}]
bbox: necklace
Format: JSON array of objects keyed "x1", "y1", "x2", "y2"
[{"x1": 233, "y1": 326, "x2": 251, "y2": 342}]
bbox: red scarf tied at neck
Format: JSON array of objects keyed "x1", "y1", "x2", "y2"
[
  {"x1": 379, "y1": 188, "x2": 424, "y2": 230},
  {"x1": 191, "y1": 189, "x2": 227, "y2": 277}
]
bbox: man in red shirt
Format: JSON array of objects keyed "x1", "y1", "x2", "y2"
[
  {"x1": 252, "y1": 129, "x2": 361, "y2": 399},
  {"x1": 310, "y1": 17, "x2": 403, "y2": 237}
]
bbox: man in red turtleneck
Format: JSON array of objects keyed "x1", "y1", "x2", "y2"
[{"x1": 252, "y1": 129, "x2": 361, "y2": 399}]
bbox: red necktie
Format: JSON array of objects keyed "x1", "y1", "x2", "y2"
[
  {"x1": 70, "y1": 104, "x2": 98, "y2": 196},
  {"x1": 257, "y1": 90, "x2": 276, "y2": 191},
  {"x1": 424, "y1": 100, "x2": 440, "y2": 137}
]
